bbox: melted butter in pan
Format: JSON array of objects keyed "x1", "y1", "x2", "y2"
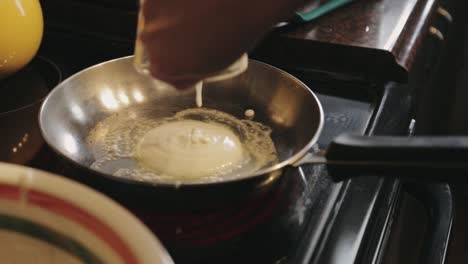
[{"x1": 88, "y1": 108, "x2": 277, "y2": 184}]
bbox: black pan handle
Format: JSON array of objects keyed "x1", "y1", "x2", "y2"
[{"x1": 326, "y1": 134, "x2": 468, "y2": 181}]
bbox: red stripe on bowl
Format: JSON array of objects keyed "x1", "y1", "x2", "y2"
[
  {"x1": 0, "y1": 185, "x2": 20, "y2": 201},
  {"x1": 28, "y1": 190, "x2": 139, "y2": 264},
  {"x1": 0, "y1": 183, "x2": 138, "y2": 264}
]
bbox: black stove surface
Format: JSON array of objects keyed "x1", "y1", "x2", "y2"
[{"x1": 22, "y1": 31, "x2": 414, "y2": 263}]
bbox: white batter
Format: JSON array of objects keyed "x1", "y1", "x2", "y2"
[
  {"x1": 244, "y1": 109, "x2": 255, "y2": 119},
  {"x1": 195, "y1": 82, "x2": 203, "y2": 107},
  {"x1": 135, "y1": 120, "x2": 243, "y2": 179}
]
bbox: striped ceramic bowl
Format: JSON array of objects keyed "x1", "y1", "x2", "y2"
[{"x1": 0, "y1": 162, "x2": 173, "y2": 264}]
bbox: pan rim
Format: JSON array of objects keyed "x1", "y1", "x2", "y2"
[{"x1": 39, "y1": 56, "x2": 324, "y2": 187}]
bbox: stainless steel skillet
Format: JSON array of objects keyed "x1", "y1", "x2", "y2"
[
  {"x1": 39, "y1": 56, "x2": 323, "y2": 209},
  {"x1": 39, "y1": 56, "x2": 468, "y2": 210}
]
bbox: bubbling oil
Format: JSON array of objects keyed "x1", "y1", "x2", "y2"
[{"x1": 88, "y1": 108, "x2": 278, "y2": 184}]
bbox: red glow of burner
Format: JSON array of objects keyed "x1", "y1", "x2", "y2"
[
  {"x1": 28, "y1": 146, "x2": 285, "y2": 246},
  {"x1": 131, "y1": 186, "x2": 284, "y2": 246}
]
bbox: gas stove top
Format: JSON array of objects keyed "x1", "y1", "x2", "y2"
[
  {"x1": 0, "y1": 13, "x2": 430, "y2": 263},
  {"x1": 10, "y1": 29, "x2": 419, "y2": 263},
  {"x1": 0, "y1": 0, "x2": 455, "y2": 262}
]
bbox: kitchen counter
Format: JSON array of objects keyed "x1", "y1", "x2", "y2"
[
  {"x1": 253, "y1": 0, "x2": 442, "y2": 82},
  {"x1": 41, "y1": 0, "x2": 445, "y2": 84}
]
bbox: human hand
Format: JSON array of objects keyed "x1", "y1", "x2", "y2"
[{"x1": 139, "y1": 0, "x2": 306, "y2": 88}]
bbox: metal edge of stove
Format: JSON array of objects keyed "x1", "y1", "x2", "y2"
[
  {"x1": 355, "y1": 83, "x2": 414, "y2": 264},
  {"x1": 302, "y1": 82, "x2": 414, "y2": 264},
  {"x1": 251, "y1": 71, "x2": 376, "y2": 264}
]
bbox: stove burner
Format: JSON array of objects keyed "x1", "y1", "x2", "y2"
[
  {"x1": 0, "y1": 56, "x2": 60, "y2": 113},
  {"x1": 0, "y1": 57, "x2": 61, "y2": 164},
  {"x1": 130, "y1": 184, "x2": 283, "y2": 247}
]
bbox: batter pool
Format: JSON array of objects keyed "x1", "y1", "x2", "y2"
[
  {"x1": 88, "y1": 108, "x2": 278, "y2": 184},
  {"x1": 136, "y1": 120, "x2": 244, "y2": 178}
]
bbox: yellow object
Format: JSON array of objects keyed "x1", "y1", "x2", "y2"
[{"x1": 0, "y1": 0, "x2": 43, "y2": 79}]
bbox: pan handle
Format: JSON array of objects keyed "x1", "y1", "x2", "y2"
[{"x1": 326, "y1": 134, "x2": 468, "y2": 181}]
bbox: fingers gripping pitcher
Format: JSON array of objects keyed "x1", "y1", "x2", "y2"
[{"x1": 133, "y1": 0, "x2": 248, "y2": 105}]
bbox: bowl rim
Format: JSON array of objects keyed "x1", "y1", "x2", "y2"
[{"x1": 0, "y1": 162, "x2": 174, "y2": 264}]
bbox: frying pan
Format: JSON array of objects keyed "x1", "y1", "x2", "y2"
[{"x1": 39, "y1": 56, "x2": 468, "y2": 210}]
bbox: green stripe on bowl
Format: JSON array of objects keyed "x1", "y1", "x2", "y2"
[{"x1": 0, "y1": 214, "x2": 104, "y2": 264}]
